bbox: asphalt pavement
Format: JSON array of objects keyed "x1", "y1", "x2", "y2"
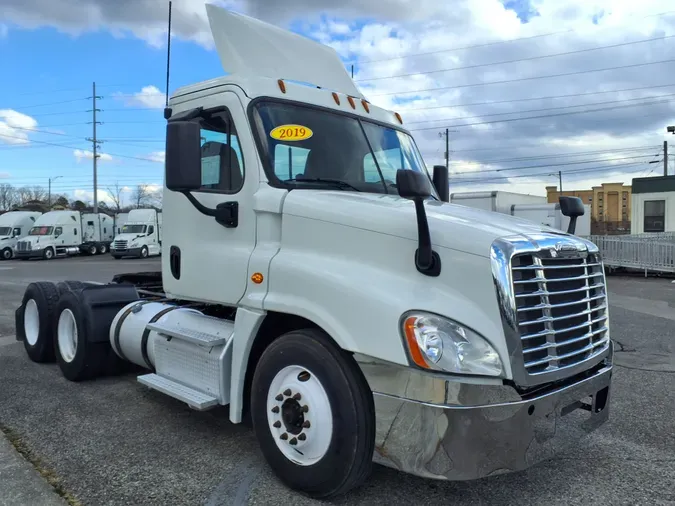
[{"x1": 0, "y1": 256, "x2": 673, "y2": 506}]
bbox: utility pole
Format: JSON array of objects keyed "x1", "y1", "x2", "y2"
[
  {"x1": 445, "y1": 128, "x2": 450, "y2": 168},
  {"x1": 86, "y1": 82, "x2": 103, "y2": 213},
  {"x1": 559, "y1": 171, "x2": 563, "y2": 193},
  {"x1": 664, "y1": 140, "x2": 668, "y2": 177}
]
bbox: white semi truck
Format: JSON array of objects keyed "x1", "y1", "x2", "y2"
[
  {"x1": 110, "y1": 208, "x2": 162, "y2": 259},
  {"x1": 0, "y1": 211, "x2": 42, "y2": 260},
  {"x1": 14, "y1": 210, "x2": 114, "y2": 260},
  {"x1": 13, "y1": 5, "x2": 613, "y2": 499}
]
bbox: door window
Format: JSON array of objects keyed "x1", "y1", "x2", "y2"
[{"x1": 199, "y1": 110, "x2": 245, "y2": 193}]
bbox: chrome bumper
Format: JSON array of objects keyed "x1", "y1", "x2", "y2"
[{"x1": 356, "y1": 343, "x2": 613, "y2": 481}]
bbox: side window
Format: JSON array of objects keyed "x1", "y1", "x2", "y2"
[
  {"x1": 644, "y1": 200, "x2": 665, "y2": 233},
  {"x1": 148, "y1": 225, "x2": 155, "y2": 235},
  {"x1": 363, "y1": 148, "x2": 410, "y2": 183},
  {"x1": 74, "y1": 228, "x2": 78, "y2": 236},
  {"x1": 104, "y1": 227, "x2": 107, "y2": 233},
  {"x1": 13, "y1": 227, "x2": 21, "y2": 237},
  {"x1": 199, "y1": 110, "x2": 244, "y2": 193},
  {"x1": 87, "y1": 221, "x2": 94, "y2": 226},
  {"x1": 274, "y1": 145, "x2": 310, "y2": 180},
  {"x1": 55, "y1": 227, "x2": 63, "y2": 236}
]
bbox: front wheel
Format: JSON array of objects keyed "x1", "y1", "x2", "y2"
[
  {"x1": 139, "y1": 246, "x2": 148, "y2": 259},
  {"x1": 251, "y1": 328, "x2": 375, "y2": 499},
  {"x1": 43, "y1": 247, "x2": 54, "y2": 260},
  {"x1": 1, "y1": 247, "x2": 12, "y2": 260}
]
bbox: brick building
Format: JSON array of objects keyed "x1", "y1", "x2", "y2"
[{"x1": 546, "y1": 182, "x2": 632, "y2": 234}]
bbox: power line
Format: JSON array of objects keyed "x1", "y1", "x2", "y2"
[
  {"x1": 357, "y1": 34, "x2": 675, "y2": 83},
  {"x1": 349, "y1": 9, "x2": 675, "y2": 65},
  {"x1": 449, "y1": 154, "x2": 660, "y2": 175},
  {"x1": 406, "y1": 93, "x2": 675, "y2": 125},
  {"x1": 409, "y1": 96, "x2": 675, "y2": 131},
  {"x1": 372, "y1": 59, "x2": 675, "y2": 97},
  {"x1": 443, "y1": 146, "x2": 660, "y2": 165},
  {"x1": 398, "y1": 83, "x2": 675, "y2": 114}
]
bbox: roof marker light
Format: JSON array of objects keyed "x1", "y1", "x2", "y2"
[
  {"x1": 332, "y1": 92, "x2": 340, "y2": 105},
  {"x1": 395, "y1": 112, "x2": 403, "y2": 124},
  {"x1": 347, "y1": 96, "x2": 356, "y2": 109},
  {"x1": 361, "y1": 100, "x2": 370, "y2": 113},
  {"x1": 277, "y1": 79, "x2": 286, "y2": 93}
]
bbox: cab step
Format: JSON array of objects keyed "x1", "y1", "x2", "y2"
[
  {"x1": 137, "y1": 373, "x2": 219, "y2": 410},
  {"x1": 146, "y1": 320, "x2": 230, "y2": 347}
]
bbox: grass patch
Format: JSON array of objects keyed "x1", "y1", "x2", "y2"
[{"x1": 0, "y1": 423, "x2": 82, "y2": 506}]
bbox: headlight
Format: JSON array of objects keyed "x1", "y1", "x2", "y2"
[{"x1": 401, "y1": 312, "x2": 503, "y2": 377}]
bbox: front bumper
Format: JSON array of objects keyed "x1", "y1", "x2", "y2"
[
  {"x1": 14, "y1": 250, "x2": 44, "y2": 259},
  {"x1": 111, "y1": 247, "x2": 142, "y2": 257},
  {"x1": 356, "y1": 343, "x2": 613, "y2": 481}
]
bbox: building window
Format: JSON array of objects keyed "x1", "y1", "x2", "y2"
[{"x1": 644, "y1": 200, "x2": 666, "y2": 233}]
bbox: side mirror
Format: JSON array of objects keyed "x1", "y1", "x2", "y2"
[
  {"x1": 432, "y1": 165, "x2": 449, "y2": 203},
  {"x1": 396, "y1": 169, "x2": 432, "y2": 199},
  {"x1": 165, "y1": 120, "x2": 203, "y2": 192},
  {"x1": 559, "y1": 196, "x2": 585, "y2": 235},
  {"x1": 396, "y1": 169, "x2": 440, "y2": 277}
]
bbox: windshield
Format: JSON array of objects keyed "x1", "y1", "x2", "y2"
[
  {"x1": 121, "y1": 224, "x2": 147, "y2": 234},
  {"x1": 252, "y1": 101, "x2": 437, "y2": 198},
  {"x1": 29, "y1": 226, "x2": 53, "y2": 236},
  {"x1": 0, "y1": 227, "x2": 11, "y2": 236}
]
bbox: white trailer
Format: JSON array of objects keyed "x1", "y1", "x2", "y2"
[
  {"x1": 510, "y1": 203, "x2": 592, "y2": 236},
  {"x1": 111, "y1": 209, "x2": 162, "y2": 259},
  {"x1": 450, "y1": 190, "x2": 547, "y2": 214},
  {"x1": 13, "y1": 6, "x2": 613, "y2": 500},
  {"x1": 630, "y1": 175, "x2": 675, "y2": 234},
  {"x1": 0, "y1": 211, "x2": 42, "y2": 260},
  {"x1": 14, "y1": 211, "x2": 114, "y2": 260}
]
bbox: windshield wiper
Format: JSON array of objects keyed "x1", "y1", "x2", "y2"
[{"x1": 284, "y1": 177, "x2": 361, "y2": 192}]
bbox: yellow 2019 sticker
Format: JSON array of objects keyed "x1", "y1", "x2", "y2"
[{"x1": 270, "y1": 124, "x2": 313, "y2": 142}]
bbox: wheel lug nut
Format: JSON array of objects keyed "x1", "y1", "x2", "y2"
[
  {"x1": 292, "y1": 393, "x2": 301, "y2": 400},
  {"x1": 298, "y1": 433, "x2": 306, "y2": 441},
  {"x1": 280, "y1": 433, "x2": 288, "y2": 440},
  {"x1": 289, "y1": 437, "x2": 298, "y2": 445},
  {"x1": 302, "y1": 420, "x2": 311, "y2": 428},
  {"x1": 283, "y1": 389, "x2": 292, "y2": 396},
  {"x1": 301, "y1": 405, "x2": 309, "y2": 413},
  {"x1": 271, "y1": 406, "x2": 280, "y2": 414},
  {"x1": 273, "y1": 421, "x2": 281, "y2": 428},
  {"x1": 275, "y1": 394, "x2": 283, "y2": 401}
]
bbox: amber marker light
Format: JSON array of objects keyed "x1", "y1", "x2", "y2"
[
  {"x1": 395, "y1": 112, "x2": 403, "y2": 124},
  {"x1": 332, "y1": 92, "x2": 340, "y2": 105},
  {"x1": 277, "y1": 79, "x2": 286, "y2": 93},
  {"x1": 347, "y1": 96, "x2": 356, "y2": 109},
  {"x1": 361, "y1": 100, "x2": 370, "y2": 113},
  {"x1": 251, "y1": 273, "x2": 264, "y2": 284},
  {"x1": 403, "y1": 316, "x2": 430, "y2": 369}
]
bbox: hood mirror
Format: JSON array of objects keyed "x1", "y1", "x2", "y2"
[
  {"x1": 559, "y1": 196, "x2": 585, "y2": 235},
  {"x1": 397, "y1": 170, "x2": 441, "y2": 277}
]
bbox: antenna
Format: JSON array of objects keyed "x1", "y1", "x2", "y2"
[{"x1": 165, "y1": 1, "x2": 173, "y2": 108}]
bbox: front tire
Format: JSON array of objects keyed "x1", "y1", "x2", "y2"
[
  {"x1": 43, "y1": 247, "x2": 54, "y2": 260},
  {"x1": 251, "y1": 328, "x2": 375, "y2": 499},
  {"x1": 139, "y1": 246, "x2": 148, "y2": 259},
  {"x1": 1, "y1": 247, "x2": 12, "y2": 260}
]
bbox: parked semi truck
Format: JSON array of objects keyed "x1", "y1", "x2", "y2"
[
  {"x1": 0, "y1": 211, "x2": 42, "y2": 260},
  {"x1": 14, "y1": 210, "x2": 114, "y2": 260},
  {"x1": 110, "y1": 208, "x2": 162, "y2": 259},
  {"x1": 13, "y1": 5, "x2": 613, "y2": 499}
]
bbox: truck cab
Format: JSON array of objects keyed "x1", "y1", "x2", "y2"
[
  {"x1": 0, "y1": 211, "x2": 42, "y2": 260},
  {"x1": 111, "y1": 209, "x2": 162, "y2": 259},
  {"x1": 16, "y1": 5, "x2": 613, "y2": 499}
]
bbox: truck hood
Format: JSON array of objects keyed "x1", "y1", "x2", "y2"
[
  {"x1": 283, "y1": 191, "x2": 568, "y2": 257},
  {"x1": 114, "y1": 233, "x2": 145, "y2": 241},
  {"x1": 19, "y1": 236, "x2": 53, "y2": 246}
]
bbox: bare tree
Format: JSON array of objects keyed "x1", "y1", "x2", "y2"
[
  {"x1": 131, "y1": 184, "x2": 154, "y2": 208},
  {"x1": 106, "y1": 182, "x2": 123, "y2": 212},
  {"x1": 16, "y1": 185, "x2": 46, "y2": 204},
  {"x1": 0, "y1": 183, "x2": 18, "y2": 211}
]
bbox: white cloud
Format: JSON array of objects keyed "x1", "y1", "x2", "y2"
[
  {"x1": 0, "y1": 109, "x2": 38, "y2": 145},
  {"x1": 113, "y1": 85, "x2": 165, "y2": 109},
  {"x1": 0, "y1": 172, "x2": 10, "y2": 179},
  {"x1": 73, "y1": 149, "x2": 113, "y2": 162},
  {"x1": 73, "y1": 188, "x2": 117, "y2": 204},
  {"x1": 147, "y1": 151, "x2": 165, "y2": 163}
]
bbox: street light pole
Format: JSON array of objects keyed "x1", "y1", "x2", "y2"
[{"x1": 48, "y1": 176, "x2": 62, "y2": 207}]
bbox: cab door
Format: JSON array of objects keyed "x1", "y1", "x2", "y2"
[{"x1": 162, "y1": 91, "x2": 258, "y2": 306}]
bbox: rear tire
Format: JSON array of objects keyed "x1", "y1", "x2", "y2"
[
  {"x1": 53, "y1": 290, "x2": 110, "y2": 382},
  {"x1": 251, "y1": 328, "x2": 375, "y2": 499},
  {"x1": 88, "y1": 245, "x2": 97, "y2": 256},
  {"x1": 20, "y1": 282, "x2": 59, "y2": 362},
  {"x1": 98, "y1": 243, "x2": 108, "y2": 254}
]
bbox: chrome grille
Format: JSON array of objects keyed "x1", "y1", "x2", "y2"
[
  {"x1": 511, "y1": 253, "x2": 610, "y2": 377},
  {"x1": 113, "y1": 240, "x2": 128, "y2": 250},
  {"x1": 16, "y1": 241, "x2": 30, "y2": 251}
]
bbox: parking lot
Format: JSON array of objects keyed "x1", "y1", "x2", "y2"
[{"x1": 1, "y1": 256, "x2": 674, "y2": 506}]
